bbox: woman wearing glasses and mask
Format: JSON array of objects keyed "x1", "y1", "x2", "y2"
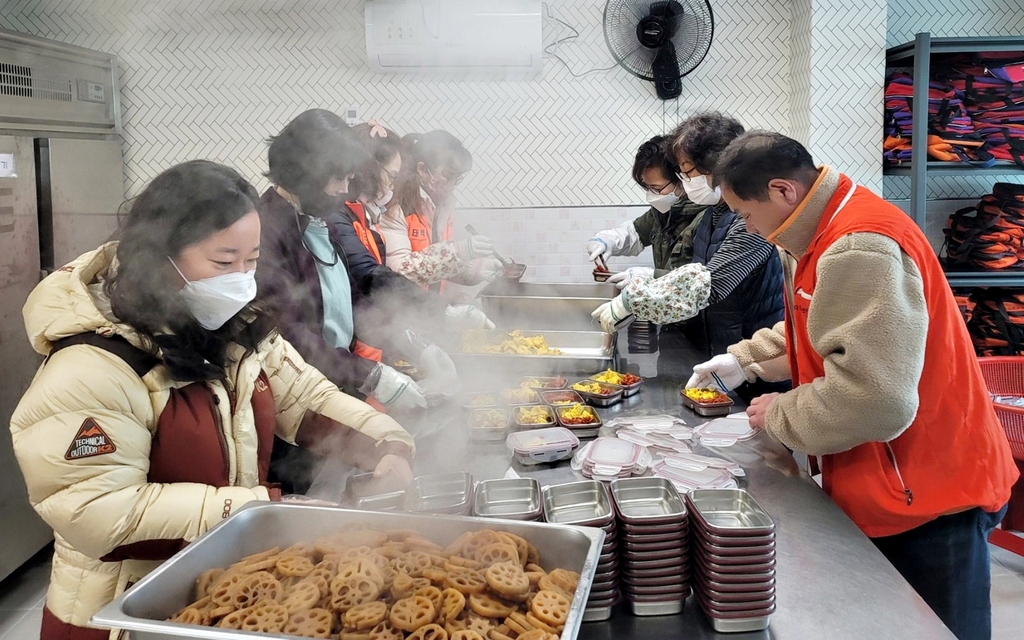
[
  {"x1": 380, "y1": 130, "x2": 503, "y2": 293},
  {"x1": 593, "y1": 113, "x2": 787, "y2": 399},
  {"x1": 585, "y1": 135, "x2": 708, "y2": 283},
  {"x1": 344, "y1": 121, "x2": 495, "y2": 330}
]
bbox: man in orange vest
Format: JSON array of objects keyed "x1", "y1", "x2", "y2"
[{"x1": 687, "y1": 131, "x2": 1018, "y2": 640}]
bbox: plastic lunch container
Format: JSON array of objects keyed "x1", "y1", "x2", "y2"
[
  {"x1": 579, "y1": 437, "x2": 648, "y2": 479},
  {"x1": 506, "y1": 427, "x2": 580, "y2": 466}
]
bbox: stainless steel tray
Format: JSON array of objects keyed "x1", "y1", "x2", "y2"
[
  {"x1": 610, "y1": 477, "x2": 688, "y2": 525},
  {"x1": 479, "y1": 282, "x2": 617, "y2": 331},
  {"x1": 513, "y1": 404, "x2": 558, "y2": 429},
  {"x1": 454, "y1": 330, "x2": 615, "y2": 376},
  {"x1": 543, "y1": 480, "x2": 616, "y2": 526},
  {"x1": 92, "y1": 502, "x2": 605, "y2": 640},
  {"x1": 554, "y1": 403, "x2": 604, "y2": 431},
  {"x1": 407, "y1": 471, "x2": 473, "y2": 515},
  {"x1": 473, "y1": 478, "x2": 543, "y2": 520},
  {"x1": 571, "y1": 379, "x2": 624, "y2": 407},
  {"x1": 680, "y1": 393, "x2": 735, "y2": 417},
  {"x1": 342, "y1": 471, "x2": 407, "y2": 511},
  {"x1": 687, "y1": 489, "x2": 776, "y2": 535},
  {"x1": 628, "y1": 597, "x2": 686, "y2": 616}
]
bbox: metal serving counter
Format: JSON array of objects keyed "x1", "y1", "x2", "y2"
[{"x1": 407, "y1": 333, "x2": 955, "y2": 639}]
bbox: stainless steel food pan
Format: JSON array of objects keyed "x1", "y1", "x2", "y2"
[
  {"x1": 628, "y1": 597, "x2": 686, "y2": 617},
  {"x1": 92, "y1": 502, "x2": 605, "y2": 640},
  {"x1": 680, "y1": 393, "x2": 735, "y2": 417},
  {"x1": 479, "y1": 282, "x2": 617, "y2": 331},
  {"x1": 407, "y1": 471, "x2": 473, "y2": 515},
  {"x1": 543, "y1": 480, "x2": 616, "y2": 526},
  {"x1": 610, "y1": 477, "x2": 687, "y2": 525},
  {"x1": 686, "y1": 489, "x2": 776, "y2": 536},
  {"x1": 454, "y1": 330, "x2": 615, "y2": 376},
  {"x1": 473, "y1": 478, "x2": 543, "y2": 520},
  {"x1": 342, "y1": 471, "x2": 407, "y2": 511}
]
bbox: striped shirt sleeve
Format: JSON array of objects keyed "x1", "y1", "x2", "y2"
[{"x1": 705, "y1": 214, "x2": 775, "y2": 305}]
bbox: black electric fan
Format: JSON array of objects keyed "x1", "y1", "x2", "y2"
[{"x1": 603, "y1": 0, "x2": 714, "y2": 99}]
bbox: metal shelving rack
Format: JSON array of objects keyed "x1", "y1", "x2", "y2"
[{"x1": 884, "y1": 32, "x2": 1024, "y2": 288}]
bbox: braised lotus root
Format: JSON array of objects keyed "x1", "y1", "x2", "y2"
[{"x1": 166, "y1": 527, "x2": 576, "y2": 639}]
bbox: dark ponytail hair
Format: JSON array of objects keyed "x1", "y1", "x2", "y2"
[
  {"x1": 105, "y1": 160, "x2": 266, "y2": 381},
  {"x1": 395, "y1": 130, "x2": 472, "y2": 214},
  {"x1": 348, "y1": 121, "x2": 402, "y2": 202},
  {"x1": 631, "y1": 135, "x2": 680, "y2": 189}
]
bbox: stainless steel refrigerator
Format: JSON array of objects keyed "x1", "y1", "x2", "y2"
[{"x1": 0, "y1": 28, "x2": 123, "y2": 581}]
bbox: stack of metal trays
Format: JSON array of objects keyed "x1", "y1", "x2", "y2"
[
  {"x1": 406, "y1": 472, "x2": 474, "y2": 515},
  {"x1": 542, "y1": 481, "x2": 620, "y2": 621},
  {"x1": 610, "y1": 477, "x2": 691, "y2": 616},
  {"x1": 627, "y1": 320, "x2": 659, "y2": 354},
  {"x1": 472, "y1": 478, "x2": 544, "y2": 521},
  {"x1": 686, "y1": 488, "x2": 777, "y2": 633}
]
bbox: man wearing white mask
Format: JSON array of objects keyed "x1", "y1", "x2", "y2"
[
  {"x1": 586, "y1": 136, "x2": 707, "y2": 285},
  {"x1": 593, "y1": 114, "x2": 787, "y2": 397}
]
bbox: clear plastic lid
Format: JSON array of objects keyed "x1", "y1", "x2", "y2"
[
  {"x1": 652, "y1": 460, "x2": 735, "y2": 491},
  {"x1": 583, "y1": 437, "x2": 644, "y2": 468},
  {"x1": 505, "y1": 427, "x2": 580, "y2": 456},
  {"x1": 697, "y1": 417, "x2": 756, "y2": 440}
]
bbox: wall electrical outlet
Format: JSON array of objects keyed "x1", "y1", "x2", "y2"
[{"x1": 345, "y1": 106, "x2": 359, "y2": 126}]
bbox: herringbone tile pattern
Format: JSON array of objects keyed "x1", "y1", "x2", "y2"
[{"x1": 0, "y1": 0, "x2": 794, "y2": 207}]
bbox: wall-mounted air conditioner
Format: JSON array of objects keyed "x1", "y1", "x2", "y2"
[
  {"x1": 0, "y1": 28, "x2": 120, "y2": 137},
  {"x1": 365, "y1": 0, "x2": 543, "y2": 74}
]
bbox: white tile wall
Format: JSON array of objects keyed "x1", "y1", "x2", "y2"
[
  {"x1": 7, "y1": 0, "x2": 982, "y2": 284},
  {"x1": 458, "y1": 205, "x2": 652, "y2": 283}
]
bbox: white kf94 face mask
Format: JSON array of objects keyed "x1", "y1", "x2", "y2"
[
  {"x1": 680, "y1": 173, "x2": 722, "y2": 206},
  {"x1": 646, "y1": 189, "x2": 680, "y2": 213},
  {"x1": 169, "y1": 258, "x2": 257, "y2": 330}
]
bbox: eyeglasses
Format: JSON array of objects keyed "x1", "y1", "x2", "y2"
[
  {"x1": 381, "y1": 168, "x2": 399, "y2": 187},
  {"x1": 676, "y1": 165, "x2": 702, "y2": 183},
  {"x1": 644, "y1": 181, "x2": 675, "y2": 194},
  {"x1": 433, "y1": 169, "x2": 466, "y2": 186}
]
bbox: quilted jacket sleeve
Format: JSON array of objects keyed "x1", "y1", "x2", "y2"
[
  {"x1": 379, "y1": 205, "x2": 466, "y2": 286},
  {"x1": 9, "y1": 346, "x2": 271, "y2": 561},
  {"x1": 262, "y1": 333, "x2": 415, "y2": 466}
]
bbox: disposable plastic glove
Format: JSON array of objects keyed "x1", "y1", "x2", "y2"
[
  {"x1": 685, "y1": 354, "x2": 750, "y2": 391},
  {"x1": 607, "y1": 266, "x2": 655, "y2": 290},
  {"x1": 592, "y1": 294, "x2": 632, "y2": 333},
  {"x1": 446, "y1": 304, "x2": 496, "y2": 330},
  {"x1": 586, "y1": 227, "x2": 634, "y2": 261},
  {"x1": 418, "y1": 344, "x2": 459, "y2": 389},
  {"x1": 456, "y1": 235, "x2": 495, "y2": 261},
  {"x1": 373, "y1": 454, "x2": 414, "y2": 486},
  {"x1": 461, "y1": 257, "x2": 504, "y2": 285},
  {"x1": 370, "y1": 363, "x2": 428, "y2": 410}
]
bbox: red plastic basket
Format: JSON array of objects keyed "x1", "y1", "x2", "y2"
[{"x1": 977, "y1": 356, "x2": 1024, "y2": 461}]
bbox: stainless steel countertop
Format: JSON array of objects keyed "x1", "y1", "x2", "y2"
[{"x1": 403, "y1": 333, "x2": 954, "y2": 639}]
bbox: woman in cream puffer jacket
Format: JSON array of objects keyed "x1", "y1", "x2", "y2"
[{"x1": 9, "y1": 160, "x2": 415, "y2": 640}]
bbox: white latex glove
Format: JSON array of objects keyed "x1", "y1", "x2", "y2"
[
  {"x1": 607, "y1": 266, "x2": 655, "y2": 290},
  {"x1": 685, "y1": 354, "x2": 750, "y2": 391},
  {"x1": 456, "y1": 235, "x2": 495, "y2": 260},
  {"x1": 373, "y1": 454, "x2": 414, "y2": 487},
  {"x1": 591, "y1": 294, "x2": 632, "y2": 333},
  {"x1": 418, "y1": 344, "x2": 459, "y2": 389},
  {"x1": 446, "y1": 304, "x2": 496, "y2": 330},
  {"x1": 462, "y1": 257, "x2": 504, "y2": 285},
  {"x1": 371, "y1": 364, "x2": 428, "y2": 410},
  {"x1": 586, "y1": 227, "x2": 633, "y2": 261}
]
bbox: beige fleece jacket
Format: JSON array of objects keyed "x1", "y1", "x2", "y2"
[{"x1": 727, "y1": 167, "x2": 929, "y2": 456}]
